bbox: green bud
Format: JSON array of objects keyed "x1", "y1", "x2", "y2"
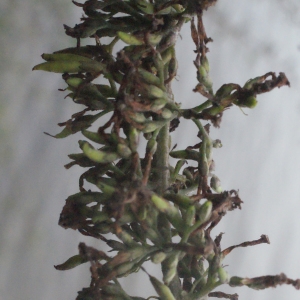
[
  {"x1": 151, "y1": 97, "x2": 168, "y2": 112},
  {"x1": 163, "y1": 194, "x2": 195, "y2": 209},
  {"x1": 128, "y1": 127, "x2": 139, "y2": 152},
  {"x1": 198, "y1": 65, "x2": 208, "y2": 80},
  {"x1": 33, "y1": 60, "x2": 105, "y2": 74},
  {"x1": 151, "y1": 194, "x2": 183, "y2": 230},
  {"x1": 215, "y1": 83, "x2": 239, "y2": 98},
  {"x1": 81, "y1": 129, "x2": 106, "y2": 144},
  {"x1": 212, "y1": 139, "x2": 222, "y2": 148},
  {"x1": 201, "y1": 56, "x2": 210, "y2": 73},
  {"x1": 115, "y1": 260, "x2": 137, "y2": 277},
  {"x1": 202, "y1": 105, "x2": 224, "y2": 116},
  {"x1": 147, "y1": 33, "x2": 163, "y2": 46},
  {"x1": 229, "y1": 276, "x2": 244, "y2": 287},
  {"x1": 143, "y1": 84, "x2": 166, "y2": 99},
  {"x1": 142, "y1": 120, "x2": 167, "y2": 133},
  {"x1": 161, "y1": 108, "x2": 173, "y2": 119},
  {"x1": 138, "y1": 67, "x2": 162, "y2": 88},
  {"x1": 136, "y1": 0, "x2": 154, "y2": 14},
  {"x1": 41, "y1": 53, "x2": 91, "y2": 62},
  {"x1": 129, "y1": 112, "x2": 147, "y2": 123},
  {"x1": 67, "y1": 191, "x2": 107, "y2": 205},
  {"x1": 106, "y1": 240, "x2": 127, "y2": 251},
  {"x1": 91, "y1": 211, "x2": 110, "y2": 223},
  {"x1": 182, "y1": 168, "x2": 194, "y2": 182},
  {"x1": 170, "y1": 149, "x2": 200, "y2": 161},
  {"x1": 161, "y1": 47, "x2": 174, "y2": 65},
  {"x1": 217, "y1": 267, "x2": 229, "y2": 283},
  {"x1": 151, "y1": 251, "x2": 167, "y2": 264},
  {"x1": 163, "y1": 252, "x2": 179, "y2": 285},
  {"x1": 95, "y1": 180, "x2": 116, "y2": 196},
  {"x1": 198, "y1": 201, "x2": 212, "y2": 224},
  {"x1": 117, "y1": 143, "x2": 132, "y2": 158},
  {"x1": 210, "y1": 175, "x2": 223, "y2": 193},
  {"x1": 79, "y1": 140, "x2": 120, "y2": 163},
  {"x1": 65, "y1": 77, "x2": 84, "y2": 88},
  {"x1": 101, "y1": 284, "x2": 125, "y2": 297},
  {"x1": 146, "y1": 138, "x2": 158, "y2": 155},
  {"x1": 168, "y1": 57, "x2": 178, "y2": 79},
  {"x1": 117, "y1": 31, "x2": 144, "y2": 45},
  {"x1": 171, "y1": 159, "x2": 186, "y2": 181},
  {"x1": 242, "y1": 96, "x2": 258, "y2": 108},
  {"x1": 54, "y1": 254, "x2": 88, "y2": 270},
  {"x1": 185, "y1": 205, "x2": 196, "y2": 226},
  {"x1": 149, "y1": 275, "x2": 176, "y2": 300},
  {"x1": 33, "y1": 61, "x2": 83, "y2": 73},
  {"x1": 172, "y1": 4, "x2": 184, "y2": 12}
]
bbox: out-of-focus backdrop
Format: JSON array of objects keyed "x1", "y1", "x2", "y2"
[{"x1": 1, "y1": 0, "x2": 300, "y2": 299}]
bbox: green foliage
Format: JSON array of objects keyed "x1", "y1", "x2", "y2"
[{"x1": 33, "y1": 0, "x2": 298, "y2": 299}]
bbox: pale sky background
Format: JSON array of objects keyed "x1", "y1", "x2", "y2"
[{"x1": 1, "y1": 0, "x2": 300, "y2": 299}]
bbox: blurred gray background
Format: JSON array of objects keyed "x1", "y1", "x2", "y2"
[{"x1": 1, "y1": 0, "x2": 300, "y2": 299}]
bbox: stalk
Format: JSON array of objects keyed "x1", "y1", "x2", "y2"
[{"x1": 33, "y1": 1, "x2": 298, "y2": 299}]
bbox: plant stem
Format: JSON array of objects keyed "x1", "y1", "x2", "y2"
[{"x1": 154, "y1": 123, "x2": 170, "y2": 194}]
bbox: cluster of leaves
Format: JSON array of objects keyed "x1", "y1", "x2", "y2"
[{"x1": 33, "y1": 0, "x2": 298, "y2": 299}]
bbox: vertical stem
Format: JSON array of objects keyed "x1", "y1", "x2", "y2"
[{"x1": 154, "y1": 122, "x2": 170, "y2": 194}]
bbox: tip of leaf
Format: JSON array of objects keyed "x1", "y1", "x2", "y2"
[{"x1": 44, "y1": 131, "x2": 55, "y2": 138}]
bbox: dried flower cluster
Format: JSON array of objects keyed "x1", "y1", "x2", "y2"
[{"x1": 33, "y1": 0, "x2": 298, "y2": 299}]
